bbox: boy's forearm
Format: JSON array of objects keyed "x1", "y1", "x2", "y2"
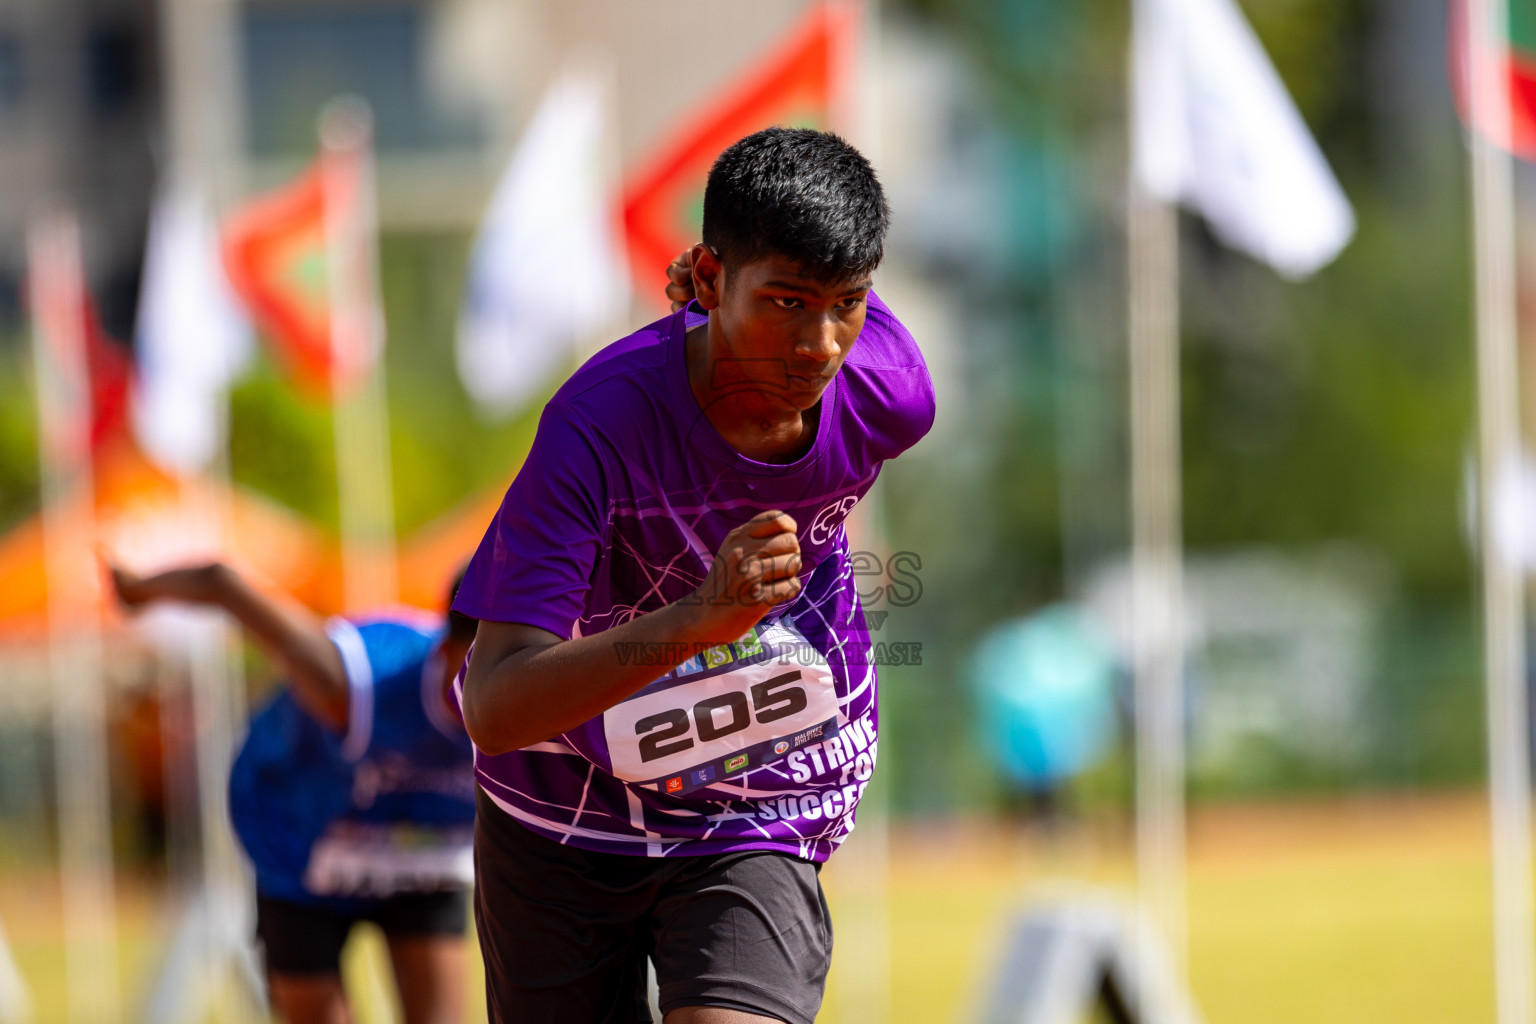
[
  {"x1": 202, "y1": 565, "x2": 351, "y2": 730},
  {"x1": 466, "y1": 510, "x2": 799, "y2": 754},
  {"x1": 465, "y1": 598, "x2": 728, "y2": 755}
]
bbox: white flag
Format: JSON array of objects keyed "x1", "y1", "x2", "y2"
[
  {"x1": 457, "y1": 63, "x2": 630, "y2": 419},
  {"x1": 132, "y1": 183, "x2": 252, "y2": 476},
  {"x1": 1133, "y1": 0, "x2": 1355, "y2": 279}
]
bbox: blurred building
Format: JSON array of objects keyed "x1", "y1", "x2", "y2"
[
  {"x1": 0, "y1": 0, "x2": 519, "y2": 331},
  {"x1": 0, "y1": 0, "x2": 158, "y2": 336},
  {"x1": 1084, "y1": 547, "x2": 1390, "y2": 790},
  {"x1": 0, "y1": 0, "x2": 832, "y2": 333}
]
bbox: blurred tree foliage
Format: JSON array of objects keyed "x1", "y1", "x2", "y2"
[
  {"x1": 879, "y1": 0, "x2": 1485, "y2": 809},
  {"x1": 0, "y1": 0, "x2": 1490, "y2": 811},
  {"x1": 0, "y1": 337, "x2": 39, "y2": 534}
]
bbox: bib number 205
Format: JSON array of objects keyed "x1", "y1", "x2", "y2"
[
  {"x1": 602, "y1": 643, "x2": 840, "y2": 785},
  {"x1": 637, "y1": 671, "x2": 808, "y2": 763}
]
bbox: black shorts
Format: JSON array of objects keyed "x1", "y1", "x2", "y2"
[
  {"x1": 472, "y1": 787, "x2": 833, "y2": 1024},
  {"x1": 255, "y1": 888, "x2": 470, "y2": 976}
]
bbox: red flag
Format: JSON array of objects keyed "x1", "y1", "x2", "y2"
[
  {"x1": 222, "y1": 140, "x2": 375, "y2": 396},
  {"x1": 1450, "y1": 0, "x2": 1536, "y2": 160},
  {"x1": 621, "y1": 1, "x2": 858, "y2": 303},
  {"x1": 83, "y1": 303, "x2": 131, "y2": 451}
]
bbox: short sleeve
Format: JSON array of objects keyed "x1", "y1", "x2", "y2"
[
  {"x1": 327, "y1": 617, "x2": 377, "y2": 762},
  {"x1": 847, "y1": 291, "x2": 936, "y2": 461},
  {"x1": 330, "y1": 617, "x2": 456, "y2": 762},
  {"x1": 451, "y1": 403, "x2": 608, "y2": 638}
]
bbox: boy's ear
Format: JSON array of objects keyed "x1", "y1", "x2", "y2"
[{"x1": 690, "y1": 243, "x2": 724, "y2": 311}]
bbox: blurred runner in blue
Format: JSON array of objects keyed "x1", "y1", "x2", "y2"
[{"x1": 108, "y1": 558, "x2": 477, "y2": 1024}]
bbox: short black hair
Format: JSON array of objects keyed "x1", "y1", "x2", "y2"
[
  {"x1": 702, "y1": 127, "x2": 889, "y2": 282},
  {"x1": 446, "y1": 566, "x2": 477, "y2": 644}
]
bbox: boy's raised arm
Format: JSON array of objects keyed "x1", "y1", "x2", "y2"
[{"x1": 107, "y1": 559, "x2": 350, "y2": 731}]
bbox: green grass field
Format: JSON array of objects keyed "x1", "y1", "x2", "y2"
[
  {"x1": 0, "y1": 791, "x2": 1503, "y2": 1023},
  {"x1": 822, "y1": 792, "x2": 1498, "y2": 1024}
]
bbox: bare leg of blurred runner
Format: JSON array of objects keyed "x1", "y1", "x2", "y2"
[
  {"x1": 666, "y1": 1010, "x2": 780, "y2": 1023},
  {"x1": 266, "y1": 939, "x2": 464, "y2": 1024},
  {"x1": 388, "y1": 936, "x2": 467, "y2": 1024},
  {"x1": 267, "y1": 974, "x2": 351, "y2": 1024}
]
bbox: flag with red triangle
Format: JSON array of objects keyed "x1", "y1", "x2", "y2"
[
  {"x1": 1451, "y1": 0, "x2": 1536, "y2": 160},
  {"x1": 222, "y1": 143, "x2": 375, "y2": 396},
  {"x1": 621, "y1": 1, "x2": 858, "y2": 304}
]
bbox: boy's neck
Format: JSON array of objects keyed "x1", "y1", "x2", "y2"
[{"x1": 685, "y1": 323, "x2": 819, "y2": 464}]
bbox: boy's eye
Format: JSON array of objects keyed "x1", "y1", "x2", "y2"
[
  {"x1": 771, "y1": 296, "x2": 802, "y2": 310},
  {"x1": 837, "y1": 296, "x2": 866, "y2": 310}
]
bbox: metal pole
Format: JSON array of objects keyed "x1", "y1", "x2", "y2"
[
  {"x1": 834, "y1": 492, "x2": 892, "y2": 1024},
  {"x1": 1127, "y1": 179, "x2": 1186, "y2": 989},
  {"x1": 154, "y1": 0, "x2": 258, "y2": 1011},
  {"x1": 1128, "y1": 0, "x2": 1187, "y2": 997},
  {"x1": 832, "y1": 4, "x2": 891, "y2": 1021},
  {"x1": 160, "y1": 0, "x2": 245, "y2": 206},
  {"x1": 1468, "y1": 1, "x2": 1536, "y2": 1022},
  {"x1": 322, "y1": 99, "x2": 399, "y2": 612},
  {"x1": 185, "y1": 477, "x2": 256, "y2": 1016},
  {"x1": 28, "y1": 209, "x2": 121, "y2": 1024}
]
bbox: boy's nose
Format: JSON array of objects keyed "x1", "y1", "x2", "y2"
[{"x1": 800, "y1": 319, "x2": 840, "y2": 363}]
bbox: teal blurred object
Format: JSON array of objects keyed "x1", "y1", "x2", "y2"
[{"x1": 968, "y1": 605, "x2": 1119, "y2": 789}]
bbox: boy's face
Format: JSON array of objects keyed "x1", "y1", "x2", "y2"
[{"x1": 692, "y1": 245, "x2": 872, "y2": 413}]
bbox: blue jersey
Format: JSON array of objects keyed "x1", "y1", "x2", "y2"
[{"x1": 229, "y1": 614, "x2": 476, "y2": 911}]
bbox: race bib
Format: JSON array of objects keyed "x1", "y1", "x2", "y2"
[{"x1": 602, "y1": 618, "x2": 841, "y2": 796}]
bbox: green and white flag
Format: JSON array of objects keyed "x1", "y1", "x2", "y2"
[{"x1": 1453, "y1": 0, "x2": 1536, "y2": 160}]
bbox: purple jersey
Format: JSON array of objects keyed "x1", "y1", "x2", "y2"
[{"x1": 452, "y1": 293, "x2": 934, "y2": 861}]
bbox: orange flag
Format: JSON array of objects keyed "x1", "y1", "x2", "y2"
[
  {"x1": 621, "y1": 1, "x2": 858, "y2": 304},
  {"x1": 222, "y1": 140, "x2": 375, "y2": 396}
]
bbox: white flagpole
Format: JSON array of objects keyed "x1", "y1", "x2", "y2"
[
  {"x1": 1129, "y1": 0, "x2": 1188, "y2": 1003},
  {"x1": 148, "y1": 0, "x2": 260, "y2": 1012},
  {"x1": 132, "y1": 184, "x2": 262, "y2": 1024},
  {"x1": 313, "y1": 99, "x2": 403, "y2": 1024},
  {"x1": 321, "y1": 98, "x2": 398, "y2": 612},
  {"x1": 28, "y1": 208, "x2": 121, "y2": 1024},
  {"x1": 186, "y1": 471, "x2": 259, "y2": 1015},
  {"x1": 830, "y1": 3, "x2": 890, "y2": 1021},
  {"x1": 1468, "y1": 2, "x2": 1536, "y2": 1023}
]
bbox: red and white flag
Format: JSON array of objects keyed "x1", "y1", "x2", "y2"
[{"x1": 223, "y1": 112, "x2": 380, "y2": 398}]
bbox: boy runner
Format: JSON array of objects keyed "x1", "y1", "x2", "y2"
[
  {"x1": 454, "y1": 127, "x2": 935, "y2": 1023},
  {"x1": 108, "y1": 560, "x2": 478, "y2": 1024}
]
